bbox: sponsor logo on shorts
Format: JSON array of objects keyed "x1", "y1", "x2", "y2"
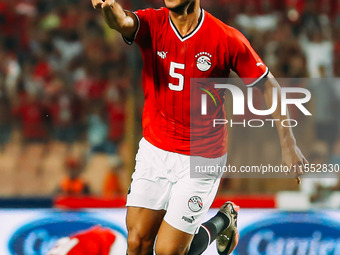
[
  {"x1": 182, "y1": 216, "x2": 195, "y2": 224},
  {"x1": 188, "y1": 196, "x2": 203, "y2": 212}
]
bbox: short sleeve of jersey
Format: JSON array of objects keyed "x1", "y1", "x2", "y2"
[
  {"x1": 123, "y1": 8, "x2": 154, "y2": 49},
  {"x1": 227, "y1": 28, "x2": 269, "y2": 86}
]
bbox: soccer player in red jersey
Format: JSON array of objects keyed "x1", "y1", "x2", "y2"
[
  {"x1": 47, "y1": 226, "x2": 127, "y2": 255},
  {"x1": 91, "y1": 0, "x2": 308, "y2": 254}
]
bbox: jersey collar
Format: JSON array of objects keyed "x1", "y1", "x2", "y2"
[{"x1": 169, "y1": 9, "x2": 205, "y2": 42}]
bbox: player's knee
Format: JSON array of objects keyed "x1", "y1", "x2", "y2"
[
  {"x1": 127, "y1": 231, "x2": 142, "y2": 253},
  {"x1": 127, "y1": 230, "x2": 154, "y2": 254},
  {"x1": 155, "y1": 241, "x2": 189, "y2": 255}
]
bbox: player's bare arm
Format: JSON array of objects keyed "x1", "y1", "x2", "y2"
[
  {"x1": 258, "y1": 72, "x2": 308, "y2": 183},
  {"x1": 91, "y1": 0, "x2": 138, "y2": 40}
]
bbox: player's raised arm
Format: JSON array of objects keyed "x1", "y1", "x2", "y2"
[
  {"x1": 257, "y1": 72, "x2": 308, "y2": 183},
  {"x1": 91, "y1": 0, "x2": 138, "y2": 40}
]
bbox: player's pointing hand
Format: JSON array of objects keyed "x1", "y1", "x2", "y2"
[
  {"x1": 282, "y1": 143, "x2": 308, "y2": 184},
  {"x1": 91, "y1": 0, "x2": 115, "y2": 9},
  {"x1": 91, "y1": 0, "x2": 103, "y2": 9},
  {"x1": 101, "y1": 0, "x2": 116, "y2": 9}
]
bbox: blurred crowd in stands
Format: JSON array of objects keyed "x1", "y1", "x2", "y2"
[{"x1": 0, "y1": 0, "x2": 340, "y2": 199}]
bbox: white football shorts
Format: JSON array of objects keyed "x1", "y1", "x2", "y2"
[{"x1": 126, "y1": 138, "x2": 227, "y2": 234}]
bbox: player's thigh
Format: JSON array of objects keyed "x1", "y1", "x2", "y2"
[
  {"x1": 154, "y1": 177, "x2": 220, "y2": 255},
  {"x1": 164, "y1": 176, "x2": 221, "y2": 236},
  {"x1": 155, "y1": 221, "x2": 194, "y2": 255},
  {"x1": 161, "y1": 152, "x2": 226, "y2": 236},
  {"x1": 127, "y1": 138, "x2": 172, "y2": 211},
  {"x1": 126, "y1": 206, "x2": 166, "y2": 248}
]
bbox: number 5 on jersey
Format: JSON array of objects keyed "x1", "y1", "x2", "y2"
[{"x1": 169, "y1": 62, "x2": 185, "y2": 91}]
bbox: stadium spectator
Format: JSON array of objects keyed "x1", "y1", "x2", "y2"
[
  {"x1": 103, "y1": 155, "x2": 124, "y2": 197},
  {"x1": 0, "y1": 87, "x2": 12, "y2": 151},
  {"x1": 300, "y1": 141, "x2": 338, "y2": 206},
  {"x1": 0, "y1": 0, "x2": 340, "y2": 197},
  {"x1": 235, "y1": 0, "x2": 279, "y2": 33},
  {"x1": 309, "y1": 66, "x2": 339, "y2": 152},
  {"x1": 105, "y1": 77, "x2": 127, "y2": 147},
  {"x1": 47, "y1": 82, "x2": 83, "y2": 144},
  {"x1": 13, "y1": 91, "x2": 49, "y2": 144},
  {"x1": 87, "y1": 103, "x2": 114, "y2": 155},
  {"x1": 56, "y1": 157, "x2": 90, "y2": 196},
  {"x1": 299, "y1": 29, "x2": 334, "y2": 78}
]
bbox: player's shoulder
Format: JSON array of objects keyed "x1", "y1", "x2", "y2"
[
  {"x1": 204, "y1": 11, "x2": 245, "y2": 40},
  {"x1": 135, "y1": 7, "x2": 168, "y2": 21}
]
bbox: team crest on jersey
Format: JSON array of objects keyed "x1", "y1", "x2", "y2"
[
  {"x1": 195, "y1": 52, "x2": 212, "y2": 72},
  {"x1": 188, "y1": 196, "x2": 203, "y2": 212}
]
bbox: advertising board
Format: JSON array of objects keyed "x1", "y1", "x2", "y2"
[{"x1": 0, "y1": 209, "x2": 339, "y2": 255}]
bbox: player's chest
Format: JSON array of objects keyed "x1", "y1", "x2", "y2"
[{"x1": 152, "y1": 32, "x2": 226, "y2": 78}]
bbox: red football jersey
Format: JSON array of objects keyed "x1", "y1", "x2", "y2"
[
  {"x1": 47, "y1": 226, "x2": 116, "y2": 255},
  {"x1": 127, "y1": 8, "x2": 268, "y2": 158}
]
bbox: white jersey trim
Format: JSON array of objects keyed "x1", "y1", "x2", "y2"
[
  {"x1": 169, "y1": 9, "x2": 205, "y2": 42},
  {"x1": 246, "y1": 66, "x2": 269, "y2": 87}
]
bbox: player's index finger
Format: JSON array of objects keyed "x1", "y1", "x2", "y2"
[
  {"x1": 296, "y1": 176, "x2": 301, "y2": 185},
  {"x1": 106, "y1": 0, "x2": 114, "y2": 5},
  {"x1": 92, "y1": 0, "x2": 103, "y2": 8},
  {"x1": 295, "y1": 162, "x2": 304, "y2": 184}
]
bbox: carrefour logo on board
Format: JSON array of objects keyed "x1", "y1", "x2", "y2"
[
  {"x1": 8, "y1": 213, "x2": 126, "y2": 255},
  {"x1": 236, "y1": 213, "x2": 340, "y2": 255}
]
